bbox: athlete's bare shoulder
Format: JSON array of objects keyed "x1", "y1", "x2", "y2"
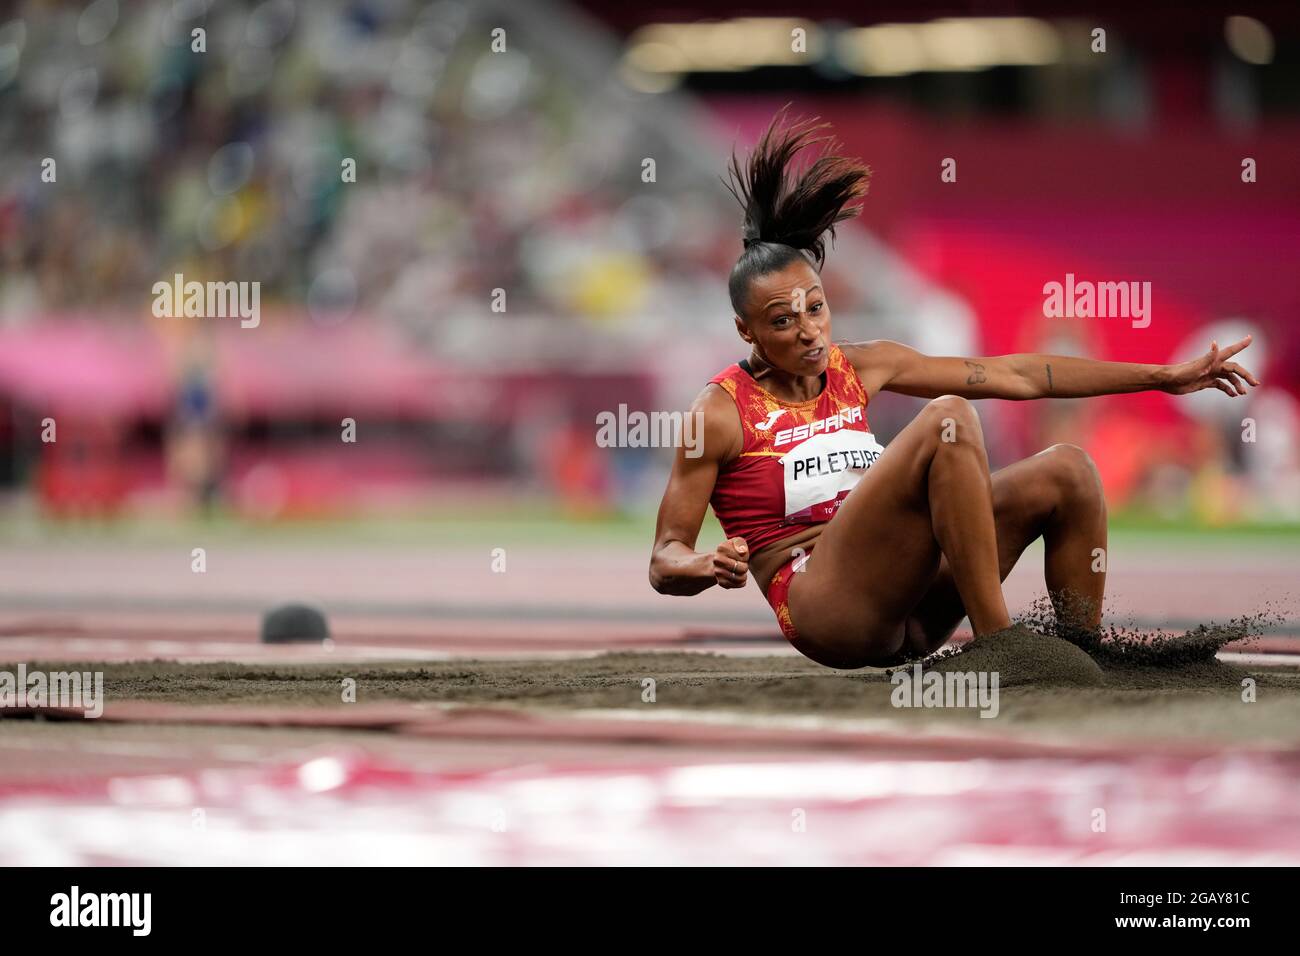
[
  {"x1": 687, "y1": 381, "x2": 744, "y2": 466},
  {"x1": 838, "y1": 340, "x2": 914, "y2": 399}
]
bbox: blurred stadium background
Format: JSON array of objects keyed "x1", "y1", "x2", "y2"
[
  {"x1": 1, "y1": 0, "x2": 1297, "y2": 531},
  {"x1": 1, "y1": 1, "x2": 1299, "y2": 866}
]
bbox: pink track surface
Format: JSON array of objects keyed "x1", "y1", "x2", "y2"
[
  {"x1": 2, "y1": 614, "x2": 1298, "y2": 662},
  {"x1": 1, "y1": 541, "x2": 1297, "y2": 658},
  {"x1": 3, "y1": 541, "x2": 1298, "y2": 618}
]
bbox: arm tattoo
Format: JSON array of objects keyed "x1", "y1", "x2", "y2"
[
  {"x1": 1046, "y1": 363, "x2": 1054, "y2": 393},
  {"x1": 964, "y1": 361, "x2": 986, "y2": 386}
]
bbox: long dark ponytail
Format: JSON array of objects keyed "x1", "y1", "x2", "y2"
[{"x1": 723, "y1": 107, "x2": 871, "y2": 317}]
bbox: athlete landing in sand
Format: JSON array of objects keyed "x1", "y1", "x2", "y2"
[{"x1": 649, "y1": 111, "x2": 1259, "y2": 669}]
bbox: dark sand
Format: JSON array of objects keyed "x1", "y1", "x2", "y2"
[
  {"x1": 924, "y1": 623, "x2": 1106, "y2": 687},
  {"x1": 5, "y1": 640, "x2": 1300, "y2": 744},
  {"x1": 5, "y1": 595, "x2": 1297, "y2": 744}
]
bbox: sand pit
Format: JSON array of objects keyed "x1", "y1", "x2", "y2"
[
  {"x1": 6, "y1": 620, "x2": 1300, "y2": 746},
  {"x1": 4, "y1": 592, "x2": 1296, "y2": 746}
]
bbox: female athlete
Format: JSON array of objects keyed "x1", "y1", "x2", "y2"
[{"x1": 649, "y1": 112, "x2": 1259, "y2": 669}]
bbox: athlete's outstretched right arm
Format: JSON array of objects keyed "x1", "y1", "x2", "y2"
[{"x1": 649, "y1": 386, "x2": 748, "y2": 596}]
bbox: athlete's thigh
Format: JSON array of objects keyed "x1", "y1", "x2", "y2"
[{"x1": 787, "y1": 410, "x2": 942, "y2": 651}]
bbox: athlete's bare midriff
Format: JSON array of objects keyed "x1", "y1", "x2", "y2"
[{"x1": 749, "y1": 523, "x2": 825, "y2": 594}]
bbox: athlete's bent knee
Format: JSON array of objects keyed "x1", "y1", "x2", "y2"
[
  {"x1": 924, "y1": 395, "x2": 983, "y2": 444},
  {"x1": 1043, "y1": 442, "x2": 1103, "y2": 503}
]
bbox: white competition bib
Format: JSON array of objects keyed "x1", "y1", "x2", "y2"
[{"x1": 780, "y1": 428, "x2": 885, "y2": 522}]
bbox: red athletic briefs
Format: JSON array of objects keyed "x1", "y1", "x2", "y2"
[{"x1": 764, "y1": 544, "x2": 813, "y2": 642}]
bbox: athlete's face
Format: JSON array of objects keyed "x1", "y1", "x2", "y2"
[{"x1": 735, "y1": 260, "x2": 831, "y2": 376}]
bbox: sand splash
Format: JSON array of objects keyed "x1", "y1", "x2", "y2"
[
  {"x1": 895, "y1": 592, "x2": 1293, "y2": 688},
  {"x1": 1021, "y1": 592, "x2": 1290, "y2": 666}
]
